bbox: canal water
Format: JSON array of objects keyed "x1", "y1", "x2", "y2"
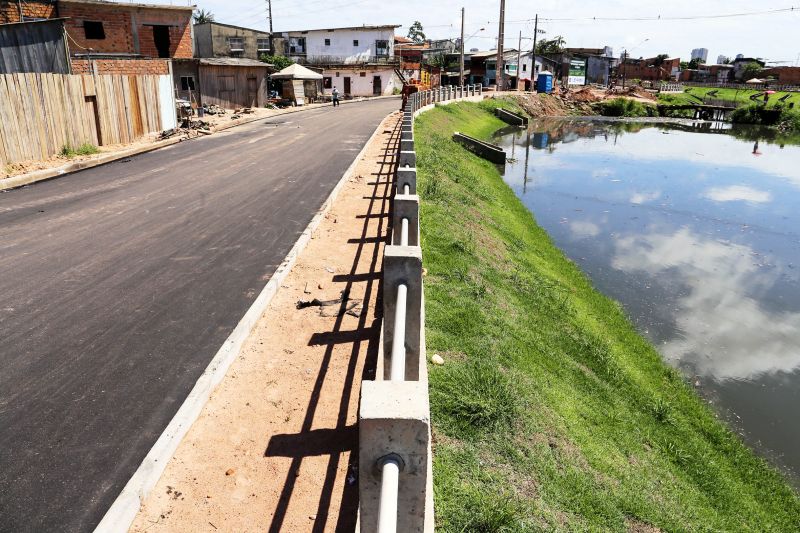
[{"x1": 494, "y1": 118, "x2": 800, "y2": 484}]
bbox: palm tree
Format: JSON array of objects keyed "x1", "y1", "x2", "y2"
[{"x1": 193, "y1": 9, "x2": 214, "y2": 24}]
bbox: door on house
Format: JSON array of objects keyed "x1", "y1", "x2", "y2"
[
  {"x1": 246, "y1": 76, "x2": 258, "y2": 107},
  {"x1": 218, "y1": 75, "x2": 235, "y2": 108},
  {"x1": 152, "y1": 25, "x2": 171, "y2": 58},
  {"x1": 373, "y1": 75, "x2": 382, "y2": 95},
  {"x1": 343, "y1": 76, "x2": 351, "y2": 95}
]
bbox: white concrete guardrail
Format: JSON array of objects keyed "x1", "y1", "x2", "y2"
[{"x1": 358, "y1": 85, "x2": 484, "y2": 533}]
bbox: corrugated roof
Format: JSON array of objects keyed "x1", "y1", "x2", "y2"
[{"x1": 198, "y1": 58, "x2": 272, "y2": 67}]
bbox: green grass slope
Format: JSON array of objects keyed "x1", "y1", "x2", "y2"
[{"x1": 415, "y1": 99, "x2": 800, "y2": 531}]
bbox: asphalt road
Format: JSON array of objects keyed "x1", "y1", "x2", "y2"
[{"x1": 0, "y1": 98, "x2": 398, "y2": 532}]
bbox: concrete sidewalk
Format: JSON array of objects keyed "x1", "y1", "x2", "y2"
[{"x1": 129, "y1": 112, "x2": 400, "y2": 532}]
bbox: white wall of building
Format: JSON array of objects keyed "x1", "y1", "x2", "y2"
[
  {"x1": 288, "y1": 27, "x2": 396, "y2": 64},
  {"x1": 323, "y1": 67, "x2": 400, "y2": 96}
]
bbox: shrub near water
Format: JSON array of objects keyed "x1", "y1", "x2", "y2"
[
  {"x1": 597, "y1": 97, "x2": 656, "y2": 117},
  {"x1": 415, "y1": 99, "x2": 800, "y2": 531}
]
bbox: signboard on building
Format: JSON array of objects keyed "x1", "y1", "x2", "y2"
[{"x1": 568, "y1": 59, "x2": 587, "y2": 85}]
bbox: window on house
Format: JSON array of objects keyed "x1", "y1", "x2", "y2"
[
  {"x1": 375, "y1": 39, "x2": 389, "y2": 57},
  {"x1": 287, "y1": 37, "x2": 306, "y2": 54},
  {"x1": 353, "y1": 39, "x2": 359, "y2": 47},
  {"x1": 180, "y1": 76, "x2": 195, "y2": 91},
  {"x1": 83, "y1": 21, "x2": 105, "y2": 40},
  {"x1": 257, "y1": 38, "x2": 269, "y2": 52},
  {"x1": 152, "y1": 25, "x2": 171, "y2": 58},
  {"x1": 324, "y1": 38, "x2": 331, "y2": 46},
  {"x1": 323, "y1": 76, "x2": 332, "y2": 88},
  {"x1": 522, "y1": 64, "x2": 527, "y2": 72},
  {"x1": 360, "y1": 72, "x2": 366, "y2": 77},
  {"x1": 228, "y1": 37, "x2": 244, "y2": 52}
]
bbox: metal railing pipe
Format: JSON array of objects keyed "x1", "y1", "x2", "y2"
[
  {"x1": 401, "y1": 217, "x2": 409, "y2": 246},
  {"x1": 403, "y1": 183, "x2": 410, "y2": 195},
  {"x1": 377, "y1": 456, "x2": 401, "y2": 533},
  {"x1": 390, "y1": 283, "x2": 408, "y2": 381}
]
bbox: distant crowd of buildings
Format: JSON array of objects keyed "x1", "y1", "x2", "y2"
[{"x1": 1, "y1": 0, "x2": 798, "y2": 111}]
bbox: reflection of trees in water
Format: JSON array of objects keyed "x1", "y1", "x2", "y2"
[{"x1": 513, "y1": 117, "x2": 800, "y2": 150}]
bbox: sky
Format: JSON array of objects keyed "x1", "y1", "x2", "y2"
[{"x1": 170, "y1": 0, "x2": 799, "y2": 64}]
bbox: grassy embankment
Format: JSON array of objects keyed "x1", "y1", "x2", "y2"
[
  {"x1": 416, "y1": 98, "x2": 800, "y2": 531},
  {"x1": 658, "y1": 87, "x2": 800, "y2": 131}
]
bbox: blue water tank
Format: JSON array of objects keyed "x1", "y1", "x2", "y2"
[{"x1": 536, "y1": 71, "x2": 553, "y2": 94}]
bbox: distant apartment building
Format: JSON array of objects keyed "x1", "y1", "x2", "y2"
[
  {"x1": 691, "y1": 48, "x2": 708, "y2": 63},
  {"x1": 193, "y1": 21, "x2": 271, "y2": 60},
  {"x1": 716, "y1": 54, "x2": 729, "y2": 65},
  {"x1": 276, "y1": 25, "x2": 401, "y2": 97}
]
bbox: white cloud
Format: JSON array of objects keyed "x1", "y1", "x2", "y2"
[
  {"x1": 612, "y1": 227, "x2": 800, "y2": 380},
  {"x1": 630, "y1": 190, "x2": 661, "y2": 204},
  {"x1": 569, "y1": 220, "x2": 600, "y2": 238},
  {"x1": 702, "y1": 185, "x2": 771, "y2": 204}
]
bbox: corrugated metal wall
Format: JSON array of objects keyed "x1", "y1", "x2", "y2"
[{"x1": 0, "y1": 19, "x2": 69, "y2": 74}]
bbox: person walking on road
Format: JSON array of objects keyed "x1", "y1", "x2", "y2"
[{"x1": 332, "y1": 86, "x2": 340, "y2": 107}]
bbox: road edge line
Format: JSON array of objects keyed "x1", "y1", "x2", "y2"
[{"x1": 93, "y1": 112, "x2": 393, "y2": 533}]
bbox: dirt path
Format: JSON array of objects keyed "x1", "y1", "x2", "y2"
[{"x1": 129, "y1": 111, "x2": 400, "y2": 532}]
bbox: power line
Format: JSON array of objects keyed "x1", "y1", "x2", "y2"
[{"x1": 526, "y1": 6, "x2": 798, "y2": 23}]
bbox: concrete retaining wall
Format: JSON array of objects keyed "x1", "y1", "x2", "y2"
[
  {"x1": 495, "y1": 107, "x2": 529, "y2": 127},
  {"x1": 452, "y1": 132, "x2": 506, "y2": 164}
]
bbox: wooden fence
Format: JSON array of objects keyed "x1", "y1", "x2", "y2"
[{"x1": 0, "y1": 72, "x2": 175, "y2": 166}]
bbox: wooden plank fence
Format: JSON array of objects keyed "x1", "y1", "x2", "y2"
[{"x1": 0, "y1": 72, "x2": 171, "y2": 167}]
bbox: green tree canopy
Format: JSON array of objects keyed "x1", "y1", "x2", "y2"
[
  {"x1": 741, "y1": 61, "x2": 764, "y2": 81},
  {"x1": 653, "y1": 54, "x2": 669, "y2": 67},
  {"x1": 535, "y1": 36, "x2": 566, "y2": 54},
  {"x1": 260, "y1": 54, "x2": 294, "y2": 71},
  {"x1": 407, "y1": 21, "x2": 426, "y2": 43},
  {"x1": 193, "y1": 9, "x2": 214, "y2": 24}
]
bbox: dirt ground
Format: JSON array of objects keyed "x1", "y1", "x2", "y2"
[{"x1": 128, "y1": 111, "x2": 400, "y2": 533}]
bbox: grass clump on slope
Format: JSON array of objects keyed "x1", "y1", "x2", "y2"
[{"x1": 415, "y1": 98, "x2": 800, "y2": 531}]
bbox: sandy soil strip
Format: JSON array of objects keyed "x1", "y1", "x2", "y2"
[{"x1": 129, "y1": 110, "x2": 401, "y2": 533}]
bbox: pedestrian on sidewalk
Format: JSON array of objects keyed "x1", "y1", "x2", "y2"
[{"x1": 332, "y1": 86, "x2": 340, "y2": 107}]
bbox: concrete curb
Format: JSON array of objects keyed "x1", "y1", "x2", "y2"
[
  {"x1": 93, "y1": 111, "x2": 392, "y2": 533},
  {"x1": 0, "y1": 96, "x2": 400, "y2": 193}
]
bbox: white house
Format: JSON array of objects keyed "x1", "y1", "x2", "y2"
[{"x1": 277, "y1": 25, "x2": 402, "y2": 97}]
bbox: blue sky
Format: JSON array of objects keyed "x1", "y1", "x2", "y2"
[{"x1": 183, "y1": 0, "x2": 799, "y2": 64}]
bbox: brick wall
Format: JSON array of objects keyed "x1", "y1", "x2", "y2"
[
  {"x1": 762, "y1": 67, "x2": 800, "y2": 85},
  {"x1": 0, "y1": 0, "x2": 55, "y2": 24},
  {"x1": 59, "y1": 1, "x2": 192, "y2": 59},
  {"x1": 71, "y1": 58, "x2": 170, "y2": 75}
]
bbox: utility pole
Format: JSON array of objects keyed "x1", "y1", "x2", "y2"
[
  {"x1": 17, "y1": 0, "x2": 23, "y2": 21},
  {"x1": 460, "y1": 7, "x2": 465, "y2": 85},
  {"x1": 515, "y1": 30, "x2": 521, "y2": 91},
  {"x1": 266, "y1": 0, "x2": 274, "y2": 56},
  {"x1": 530, "y1": 14, "x2": 539, "y2": 90},
  {"x1": 496, "y1": 0, "x2": 505, "y2": 90}
]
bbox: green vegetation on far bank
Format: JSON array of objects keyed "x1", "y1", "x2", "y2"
[
  {"x1": 596, "y1": 97, "x2": 657, "y2": 118},
  {"x1": 415, "y1": 99, "x2": 800, "y2": 531},
  {"x1": 657, "y1": 87, "x2": 800, "y2": 108}
]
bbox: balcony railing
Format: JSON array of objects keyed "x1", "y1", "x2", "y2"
[{"x1": 288, "y1": 54, "x2": 400, "y2": 67}]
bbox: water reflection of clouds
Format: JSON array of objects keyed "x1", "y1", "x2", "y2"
[
  {"x1": 612, "y1": 227, "x2": 800, "y2": 381},
  {"x1": 630, "y1": 190, "x2": 662, "y2": 204},
  {"x1": 702, "y1": 185, "x2": 772, "y2": 204},
  {"x1": 569, "y1": 220, "x2": 601, "y2": 238}
]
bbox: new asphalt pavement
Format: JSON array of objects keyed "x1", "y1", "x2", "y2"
[{"x1": 0, "y1": 97, "x2": 398, "y2": 532}]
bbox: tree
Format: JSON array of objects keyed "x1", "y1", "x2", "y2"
[
  {"x1": 260, "y1": 54, "x2": 294, "y2": 71},
  {"x1": 653, "y1": 54, "x2": 669, "y2": 67},
  {"x1": 407, "y1": 21, "x2": 426, "y2": 44},
  {"x1": 193, "y1": 9, "x2": 214, "y2": 24},
  {"x1": 535, "y1": 36, "x2": 566, "y2": 54},
  {"x1": 741, "y1": 61, "x2": 764, "y2": 81}
]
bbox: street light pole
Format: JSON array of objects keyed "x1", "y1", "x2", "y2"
[
  {"x1": 516, "y1": 31, "x2": 521, "y2": 91},
  {"x1": 460, "y1": 7, "x2": 465, "y2": 84}
]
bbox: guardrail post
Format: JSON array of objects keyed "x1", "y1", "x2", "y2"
[
  {"x1": 479, "y1": 84, "x2": 482, "y2": 95},
  {"x1": 398, "y1": 150, "x2": 416, "y2": 168},
  {"x1": 383, "y1": 245, "x2": 422, "y2": 381},
  {"x1": 359, "y1": 380, "x2": 431, "y2": 532},
  {"x1": 400, "y1": 136, "x2": 414, "y2": 153},
  {"x1": 393, "y1": 194, "x2": 419, "y2": 247},
  {"x1": 396, "y1": 167, "x2": 416, "y2": 194}
]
